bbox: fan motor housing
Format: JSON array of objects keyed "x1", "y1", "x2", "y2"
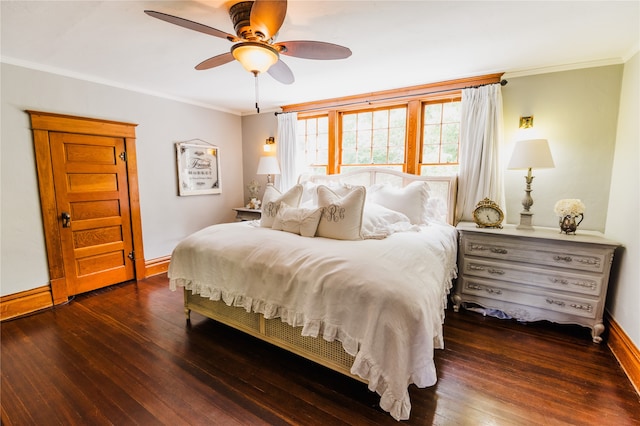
[{"x1": 230, "y1": 1, "x2": 262, "y2": 40}]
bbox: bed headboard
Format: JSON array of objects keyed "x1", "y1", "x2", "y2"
[{"x1": 300, "y1": 167, "x2": 458, "y2": 225}]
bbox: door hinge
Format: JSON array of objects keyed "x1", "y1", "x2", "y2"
[
  {"x1": 119, "y1": 152, "x2": 127, "y2": 162},
  {"x1": 128, "y1": 251, "x2": 134, "y2": 260}
]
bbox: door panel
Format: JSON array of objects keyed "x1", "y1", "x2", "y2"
[{"x1": 50, "y1": 132, "x2": 135, "y2": 295}]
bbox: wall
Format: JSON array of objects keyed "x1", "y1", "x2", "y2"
[
  {"x1": 604, "y1": 52, "x2": 639, "y2": 347},
  {"x1": 0, "y1": 63, "x2": 243, "y2": 296},
  {"x1": 502, "y1": 65, "x2": 623, "y2": 231}
]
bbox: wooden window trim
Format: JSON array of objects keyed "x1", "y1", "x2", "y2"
[
  {"x1": 288, "y1": 74, "x2": 502, "y2": 175},
  {"x1": 282, "y1": 73, "x2": 502, "y2": 115}
]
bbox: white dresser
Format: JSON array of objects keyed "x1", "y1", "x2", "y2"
[{"x1": 453, "y1": 222, "x2": 620, "y2": 343}]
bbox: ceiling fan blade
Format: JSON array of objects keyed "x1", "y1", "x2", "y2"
[
  {"x1": 267, "y1": 59, "x2": 294, "y2": 84},
  {"x1": 195, "y1": 52, "x2": 235, "y2": 70},
  {"x1": 145, "y1": 10, "x2": 238, "y2": 42},
  {"x1": 276, "y1": 40, "x2": 352, "y2": 60},
  {"x1": 250, "y1": 0, "x2": 287, "y2": 40}
]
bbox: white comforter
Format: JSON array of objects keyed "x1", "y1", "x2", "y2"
[{"x1": 168, "y1": 221, "x2": 458, "y2": 420}]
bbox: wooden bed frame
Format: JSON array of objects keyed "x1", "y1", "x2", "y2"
[{"x1": 183, "y1": 168, "x2": 458, "y2": 382}]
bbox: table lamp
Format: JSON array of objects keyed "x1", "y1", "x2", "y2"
[
  {"x1": 257, "y1": 156, "x2": 281, "y2": 185},
  {"x1": 507, "y1": 139, "x2": 555, "y2": 230}
]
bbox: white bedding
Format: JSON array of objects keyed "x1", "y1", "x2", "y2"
[{"x1": 169, "y1": 221, "x2": 458, "y2": 421}]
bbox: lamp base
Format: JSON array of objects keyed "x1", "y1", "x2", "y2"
[{"x1": 516, "y1": 212, "x2": 534, "y2": 230}]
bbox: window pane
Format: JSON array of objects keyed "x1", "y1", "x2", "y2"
[
  {"x1": 358, "y1": 112, "x2": 372, "y2": 128},
  {"x1": 342, "y1": 149, "x2": 357, "y2": 164},
  {"x1": 357, "y1": 146, "x2": 372, "y2": 163},
  {"x1": 442, "y1": 123, "x2": 459, "y2": 144},
  {"x1": 373, "y1": 110, "x2": 389, "y2": 129},
  {"x1": 342, "y1": 114, "x2": 356, "y2": 132},
  {"x1": 424, "y1": 104, "x2": 442, "y2": 124},
  {"x1": 423, "y1": 144, "x2": 439, "y2": 163},
  {"x1": 441, "y1": 143, "x2": 459, "y2": 163},
  {"x1": 443, "y1": 102, "x2": 461, "y2": 122},
  {"x1": 389, "y1": 108, "x2": 406, "y2": 127},
  {"x1": 388, "y1": 146, "x2": 404, "y2": 163},
  {"x1": 421, "y1": 100, "x2": 461, "y2": 170},
  {"x1": 343, "y1": 131, "x2": 356, "y2": 149},
  {"x1": 372, "y1": 129, "x2": 388, "y2": 148}
]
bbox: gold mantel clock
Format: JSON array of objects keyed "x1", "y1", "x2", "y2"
[{"x1": 472, "y1": 198, "x2": 504, "y2": 228}]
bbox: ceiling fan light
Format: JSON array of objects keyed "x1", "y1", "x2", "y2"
[{"x1": 231, "y1": 42, "x2": 279, "y2": 74}]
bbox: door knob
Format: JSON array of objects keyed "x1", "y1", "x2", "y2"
[{"x1": 61, "y1": 212, "x2": 71, "y2": 228}]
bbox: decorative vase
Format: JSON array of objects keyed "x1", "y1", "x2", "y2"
[{"x1": 559, "y1": 213, "x2": 583, "y2": 235}]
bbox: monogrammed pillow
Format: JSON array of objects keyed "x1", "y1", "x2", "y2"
[
  {"x1": 316, "y1": 185, "x2": 366, "y2": 240},
  {"x1": 260, "y1": 184, "x2": 303, "y2": 228}
]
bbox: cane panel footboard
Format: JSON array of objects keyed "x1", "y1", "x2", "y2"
[{"x1": 184, "y1": 289, "x2": 363, "y2": 383}]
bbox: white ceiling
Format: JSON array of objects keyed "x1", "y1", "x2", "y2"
[{"x1": 1, "y1": 1, "x2": 638, "y2": 116}]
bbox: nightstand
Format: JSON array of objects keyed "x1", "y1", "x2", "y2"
[
  {"x1": 453, "y1": 222, "x2": 620, "y2": 343},
  {"x1": 233, "y1": 207, "x2": 261, "y2": 221}
]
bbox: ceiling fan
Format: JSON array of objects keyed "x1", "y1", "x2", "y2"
[{"x1": 144, "y1": 0, "x2": 352, "y2": 87}]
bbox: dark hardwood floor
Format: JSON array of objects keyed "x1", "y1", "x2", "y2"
[{"x1": 2, "y1": 275, "x2": 639, "y2": 425}]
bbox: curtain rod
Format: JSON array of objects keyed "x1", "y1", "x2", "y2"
[{"x1": 275, "y1": 79, "x2": 508, "y2": 116}]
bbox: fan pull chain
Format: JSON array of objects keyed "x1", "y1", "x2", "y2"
[{"x1": 253, "y1": 71, "x2": 260, "y2": 114}]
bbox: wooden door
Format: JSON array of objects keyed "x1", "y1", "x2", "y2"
[
  {"x1": 50, "y1": 132, "x2": 135, "y2": 295},
  {"x1": 29, "y1": 111, "x2": 145, "y2": 304}
]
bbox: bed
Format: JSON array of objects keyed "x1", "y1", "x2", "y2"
[{"x1": 168, "y1": 168, "x2": 458, "y2": 421}]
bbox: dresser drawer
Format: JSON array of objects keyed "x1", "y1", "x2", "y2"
[
  {"x1": 462, "y1": 236, "x2": 607, "y2": 273},
  {"x1": 461, "y1": 258, "x2": 602, "y2": 296},
  {"x1": 459, "y1": 277, "x2": 597, "y2": 319}
]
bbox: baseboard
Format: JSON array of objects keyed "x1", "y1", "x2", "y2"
[
  {"x1": 606, "y1": 313, "x2": 640, "y2": 396},
  {"x1": 1, "y1": 256, "x2": 172, "y2": 321},
  {"x1": 0, "y1": 285, "x2": 53, "y2": 321},
  {"x1": 145, "y1": 255, "x2": 171, "y2": 277}
]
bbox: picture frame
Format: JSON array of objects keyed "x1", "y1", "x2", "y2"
[{"x1": 176, "y1": 142, "x2": 221, "y2": 196}]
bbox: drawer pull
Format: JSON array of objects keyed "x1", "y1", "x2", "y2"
[
  {"x1": 570, "y1": 303, "x2": 593, "y2": 312},
  {"x1": 467, "y1": 283, "x2": 502, "y2": 295},
  {"x1": 575, "y1": 258, "x2": 599, "y2": 266},
  {"x1": 574, "y1": 280, "x2": 597, "y2": 290},
  {"x1": 469, "y1": 244, "x2": 508, "y2": 255},
  {"x1": 554, "y1": 255, "x2": 573, "y2": 263},
  {"x1": 546, "y1": 298, "x2": 566, "y2": 307},
  {"x1": 550, "y1": 277, "x2": 597, "y2": 291},
  {"x1": 468, "y1": 265, "x2": 505, "y2": 275}
]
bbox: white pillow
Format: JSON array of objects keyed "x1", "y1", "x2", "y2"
[
  {"x1": 271, "y1": 203, "x2": 323, "y2": 237},
  {"x1": 260, "y1": 184, "x2": 303, "y2": 228},
  {"x1": 316, "y1": 185, "x2": 366, "y2": 240},
  {"x1": 368, "y1": 181, "x2": 431, "y2": 225},
  {"x1": 300, "y1": 180, "x2": 353, "y2": 206},
  {"x1": 425, "y1": 197, "x2": 448, "y2": 223},
  {"x1": 361, "y1": 202, "x2": 414, "y2": 239}
]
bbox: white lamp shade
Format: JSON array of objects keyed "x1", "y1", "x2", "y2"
[
  {"x1": 508, "y1": 139, "x2": 555, "y2": 170},
  {"x1": 257, "y1": 156, "x2": 281, "y2": 175}
]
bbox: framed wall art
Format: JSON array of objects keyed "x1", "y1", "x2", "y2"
[{"x1": 176, "y1": 142, "x2": 221, "y2": 196}]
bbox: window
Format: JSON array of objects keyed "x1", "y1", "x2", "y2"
[
  {"x1": 420, "y1": 100, "x2": 461, "y2": 176},
  {"x1": 341, "y1": 107, "x2": 406, "y2": 171},
  {"x1": 284, "y1": 74, "x2": 502, "y2": 177},
  {"x1": 297, "y1": 115, "x2": 329, "y2": 175}
]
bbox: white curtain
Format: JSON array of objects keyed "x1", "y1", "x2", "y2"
[
  {"x1": 276, "y1": 112, "x2": 298, "y2": 191},
  {"x1": 455, "y1": 83, "x2": 505, "y2": 222}
]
